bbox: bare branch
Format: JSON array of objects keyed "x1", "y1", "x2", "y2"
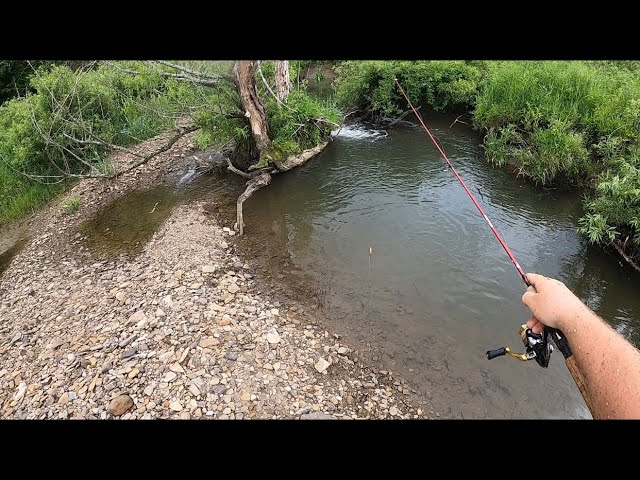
[
  {"x1": 226, "y1": 157, "x2": 256, "y2": 178},
  {"x1": 114, "y1": 125, "x2": 199, "y2": 177},
  {"x1": 154, "y1": 60, "x2": 233, "y2": 83},
  {"x1": 237, "y1": 173, "x2": 272, "y2": 235}
]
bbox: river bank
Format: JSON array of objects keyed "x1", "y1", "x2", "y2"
[{"x1": 0, "y1": 130, "x2": 425, "y2": 419}]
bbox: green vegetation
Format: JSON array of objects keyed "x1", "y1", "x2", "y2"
[
  {"x1": 335, "y1": 60, "x2": 640, "y2": 263},
  {"x1": 474, "y1": 61, "x2": 640, "y2": 259},
  {"x1": 0, "y1": 61, "x2": 341, "y2": 225},
  {"x1": 0, "y1": 62, "x2": 221, "y2": 223},
  {"x1": 335, "y1": 61, "x2": 485, "y2": 119},
  {"x1": 61, "y1": 195, "x2": 82, "y2": 215}
]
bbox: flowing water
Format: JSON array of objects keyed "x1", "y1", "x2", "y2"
[{"x1": 239, "y1": 118, "x2": 640, "y2": 419}]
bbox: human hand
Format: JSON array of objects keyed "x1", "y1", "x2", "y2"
[{"x1": 521, "y1": 273, "x2": 588, "y2": 334}]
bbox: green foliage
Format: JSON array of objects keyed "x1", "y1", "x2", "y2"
[
  {"x1": 0, "y1": 62, "x2": 215, "y2": 224},
  {"x1": 61, "y1": 195, "x2": 82, "y2": 215},
  {"x1": 335, "y1": 61, "x2": 484, "y2": 119},
  {"x1": 265, "y1": 89, "x2": 341, "y2": 159},
  {"x1": 474, "y1": 61, "x2": 640, "y2": 250}
]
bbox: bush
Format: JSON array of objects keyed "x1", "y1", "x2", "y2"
[
  {"x1": 0, "y1": 62, "x2": 213, "y2": 224},
  {"x1": 474, "y1": 61, "x2": 640, "y2": 251},
  {"x1": 335, "y1": 61, "x2": 485, "y2": 119}
]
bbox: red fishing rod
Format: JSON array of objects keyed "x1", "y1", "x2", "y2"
[{"x1": 394, "y1": 78, "x2": 594, "y2": 412}]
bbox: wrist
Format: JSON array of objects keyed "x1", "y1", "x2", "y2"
[{"x1": 559, "y1": 302, "x2": 593, "y2": 334}]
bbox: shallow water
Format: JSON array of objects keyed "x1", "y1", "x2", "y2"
[{"x1": 239, "y1": 119, "x2": 640, "y2": 419}]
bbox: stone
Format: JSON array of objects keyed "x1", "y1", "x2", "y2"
[
  {"x1": 180, "y1": 411, "x2": 191, "y2": 420},
  {"x1": 169, "y1": 401, "x2": 183, "y2": 412},
  {"x1": 266, "y1": 332, "x2": 281, "y2": 345},
  {"x1": 128, "y1": 368, "x2": 140, "y2": 379},
  {"x1": 220, "y1": 241, "x2": 228, "y2": 249},
  {"x1": 128, "y1": 311, "x2": 146, "y2": 326},
  {"x1": 202, "y1": 265, "x2": 216, "y2": 274},
  {"x1": 199, "y1": 337, "x2": 218, "y2": 348},
  {"x1": 314, "y1": 357, "x2": 331, "y2": 374},
  {"x1": 58, "y1": 393, "x2": 70, "y2": 405},
  {"x1": 301, "y1": 412, "x2": 334, "y2": 420},
  {"x1": 169, "y1": 363, "x2": 185, "y2": 373},
  {"x1": 108, "y1": 394, "x2": 134, "y2": 417},
  {"x1": 115, "y1": 291, "x2": 126, "y2": 302},
  {"x1": 101, "y1": 361, "x2": 113, "y2": 374},
  {"x1": 163, "y1": 372, "x2": 177, "y2": 383},
  {"x1": 47, "y1": 338, "x2": 65, "y2": 350},
  {"x1": 144, "y1": 384, "x2": 155, "y2": 396},
  {"x1": 121, "y1": 347, "x2": 137, "y2": 359},
  {"x1": 14, "y1": 383, "x2": 27, "y2": 401},
  {"x1": 189, "y1": 384, "x2": 201, "y2": 396},
  {"x1": 270, "y1": 309, "x2": 279, "y2": 316},
  {"x1": 225, "y1": 352, "x2": 239, "y2": 361},
  {"x1": 217, "y1": 317, "x2": 231, "y2": 326},
  {"x1": 338, "y1": 347, "x2": 349, "y2": 355},
  {"x1": 240, "y1": 391, "x2": 251, "y2": 402},
  {"x1": 155, "y1": 308, "x2": 166, "y2": 317},
  {"x1": 389, "y1": 406, "x2": 399, "y2": 416},
  {"x1": 227, "y1": 283, "x2": 239, "y2": 294}
]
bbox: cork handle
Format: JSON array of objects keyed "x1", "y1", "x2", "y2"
[{"x1": 565, "y1": 355, "x2": 597, "y2": 418}]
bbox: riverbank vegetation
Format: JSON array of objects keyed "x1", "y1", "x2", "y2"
[
  {"x1": 0, "y1": 61, "x2": 339, "y2": 226},
  {"x1": 335, "y1": 61, "x2": 640, "y2": 268}
]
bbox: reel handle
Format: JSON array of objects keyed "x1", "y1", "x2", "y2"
[{"x1": 486, "y1": 347, "x2": 507, "y2": 360}]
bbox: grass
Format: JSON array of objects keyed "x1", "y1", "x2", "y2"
[{"x1": 61, "y1": 194, "x2": 82, "y2": 215}]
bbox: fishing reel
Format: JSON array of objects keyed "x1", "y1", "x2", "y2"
[{"x1": 486, "y1": 324, "x2": 553, "y2": 368}]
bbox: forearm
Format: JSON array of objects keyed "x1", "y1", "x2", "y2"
[{"x1": 564, "y1": 306, "x2": 640, "y2": 419}]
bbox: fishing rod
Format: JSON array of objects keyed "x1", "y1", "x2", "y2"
[{"x1": 394, "y1": 78, "x2": 594, "y2": 414}]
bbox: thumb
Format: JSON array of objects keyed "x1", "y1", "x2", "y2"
[{"x1": 525, "y1": 273, "x2": 546, "y2": 291}]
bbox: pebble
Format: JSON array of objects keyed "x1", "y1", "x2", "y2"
[
  {"x1": 0, "y1": 197, "x2": 423, "y2": 421},
  {"x1": 314, "y1": 357, "x2": 331, "y2": 374},
  {"x1": 108, "y1": 394, "x2": 134, "y2": 417}
]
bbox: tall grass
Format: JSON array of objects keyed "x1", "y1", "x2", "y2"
[{"x1": 474, "y1": 61, "x2": 640, "y2": 251}]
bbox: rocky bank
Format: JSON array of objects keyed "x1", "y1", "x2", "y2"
[{"x1": 0, "y1": 131, "x2": 424, "y2": 420}]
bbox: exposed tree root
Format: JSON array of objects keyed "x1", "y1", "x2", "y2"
[
  {"x1": 236, "y1": 173, "x2": 272, "y2": 235},
  {"x1": 612, "y1": 241, "x2": 640, "y2": 273}
]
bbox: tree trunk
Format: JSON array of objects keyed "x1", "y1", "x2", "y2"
[
  {"x1": 274, "y1": 60, "x2": 291, "y2": 102},
  {"x1": 233, "y1": 61, "x2": 271, "y2": 155}
]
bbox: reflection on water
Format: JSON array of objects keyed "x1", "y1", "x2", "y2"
[{"x1": 241, "y1": 117, "x2": 640, "y2": 419}]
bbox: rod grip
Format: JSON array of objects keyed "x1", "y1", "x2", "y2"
[
  {"x1": 565, "y1": 355, "x2": 597, "y2": 418},
  {"x1": 486, "y1": 347, "x2": 507, "y2": 360}
]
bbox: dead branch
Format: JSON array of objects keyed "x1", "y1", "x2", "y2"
[
  {"x1": 115, "y1": 125, "x2": 199, "y2": 177},
  {"x1": 154, "y1": 60, "x2": 234, "y2": 83},
  {"x1": 237, "y1": 172, "x2": 272, "y2": 235},
  {"x1": 107, "y1": 62, "x2": 226, "y2": 89},
  {"x1": 258, "y1": 63, "x2": 293, "y2": 110},
  {"x1": 612, "y1": 241, "x2": 640, "y2": 273},
  {"x1": 226, "y1": 157, "x2": 260, "y2": 179},
  {"x1": 449, "y1": 114, "x2": 468, "y2": 129}
]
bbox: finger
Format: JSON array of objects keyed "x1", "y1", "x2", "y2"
[
  {"x1": 531, "y1": 322, "x2": 545, "y2": 334},
  {"x1": 521, "y1": 290, "x2": 536, "y2": 307},
  {"x1": 526, "y1": 316, "x2": 539, "y2": 329},
  {"x1": 525, "y1": 273, "x2": 546, "y2": 290}
]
